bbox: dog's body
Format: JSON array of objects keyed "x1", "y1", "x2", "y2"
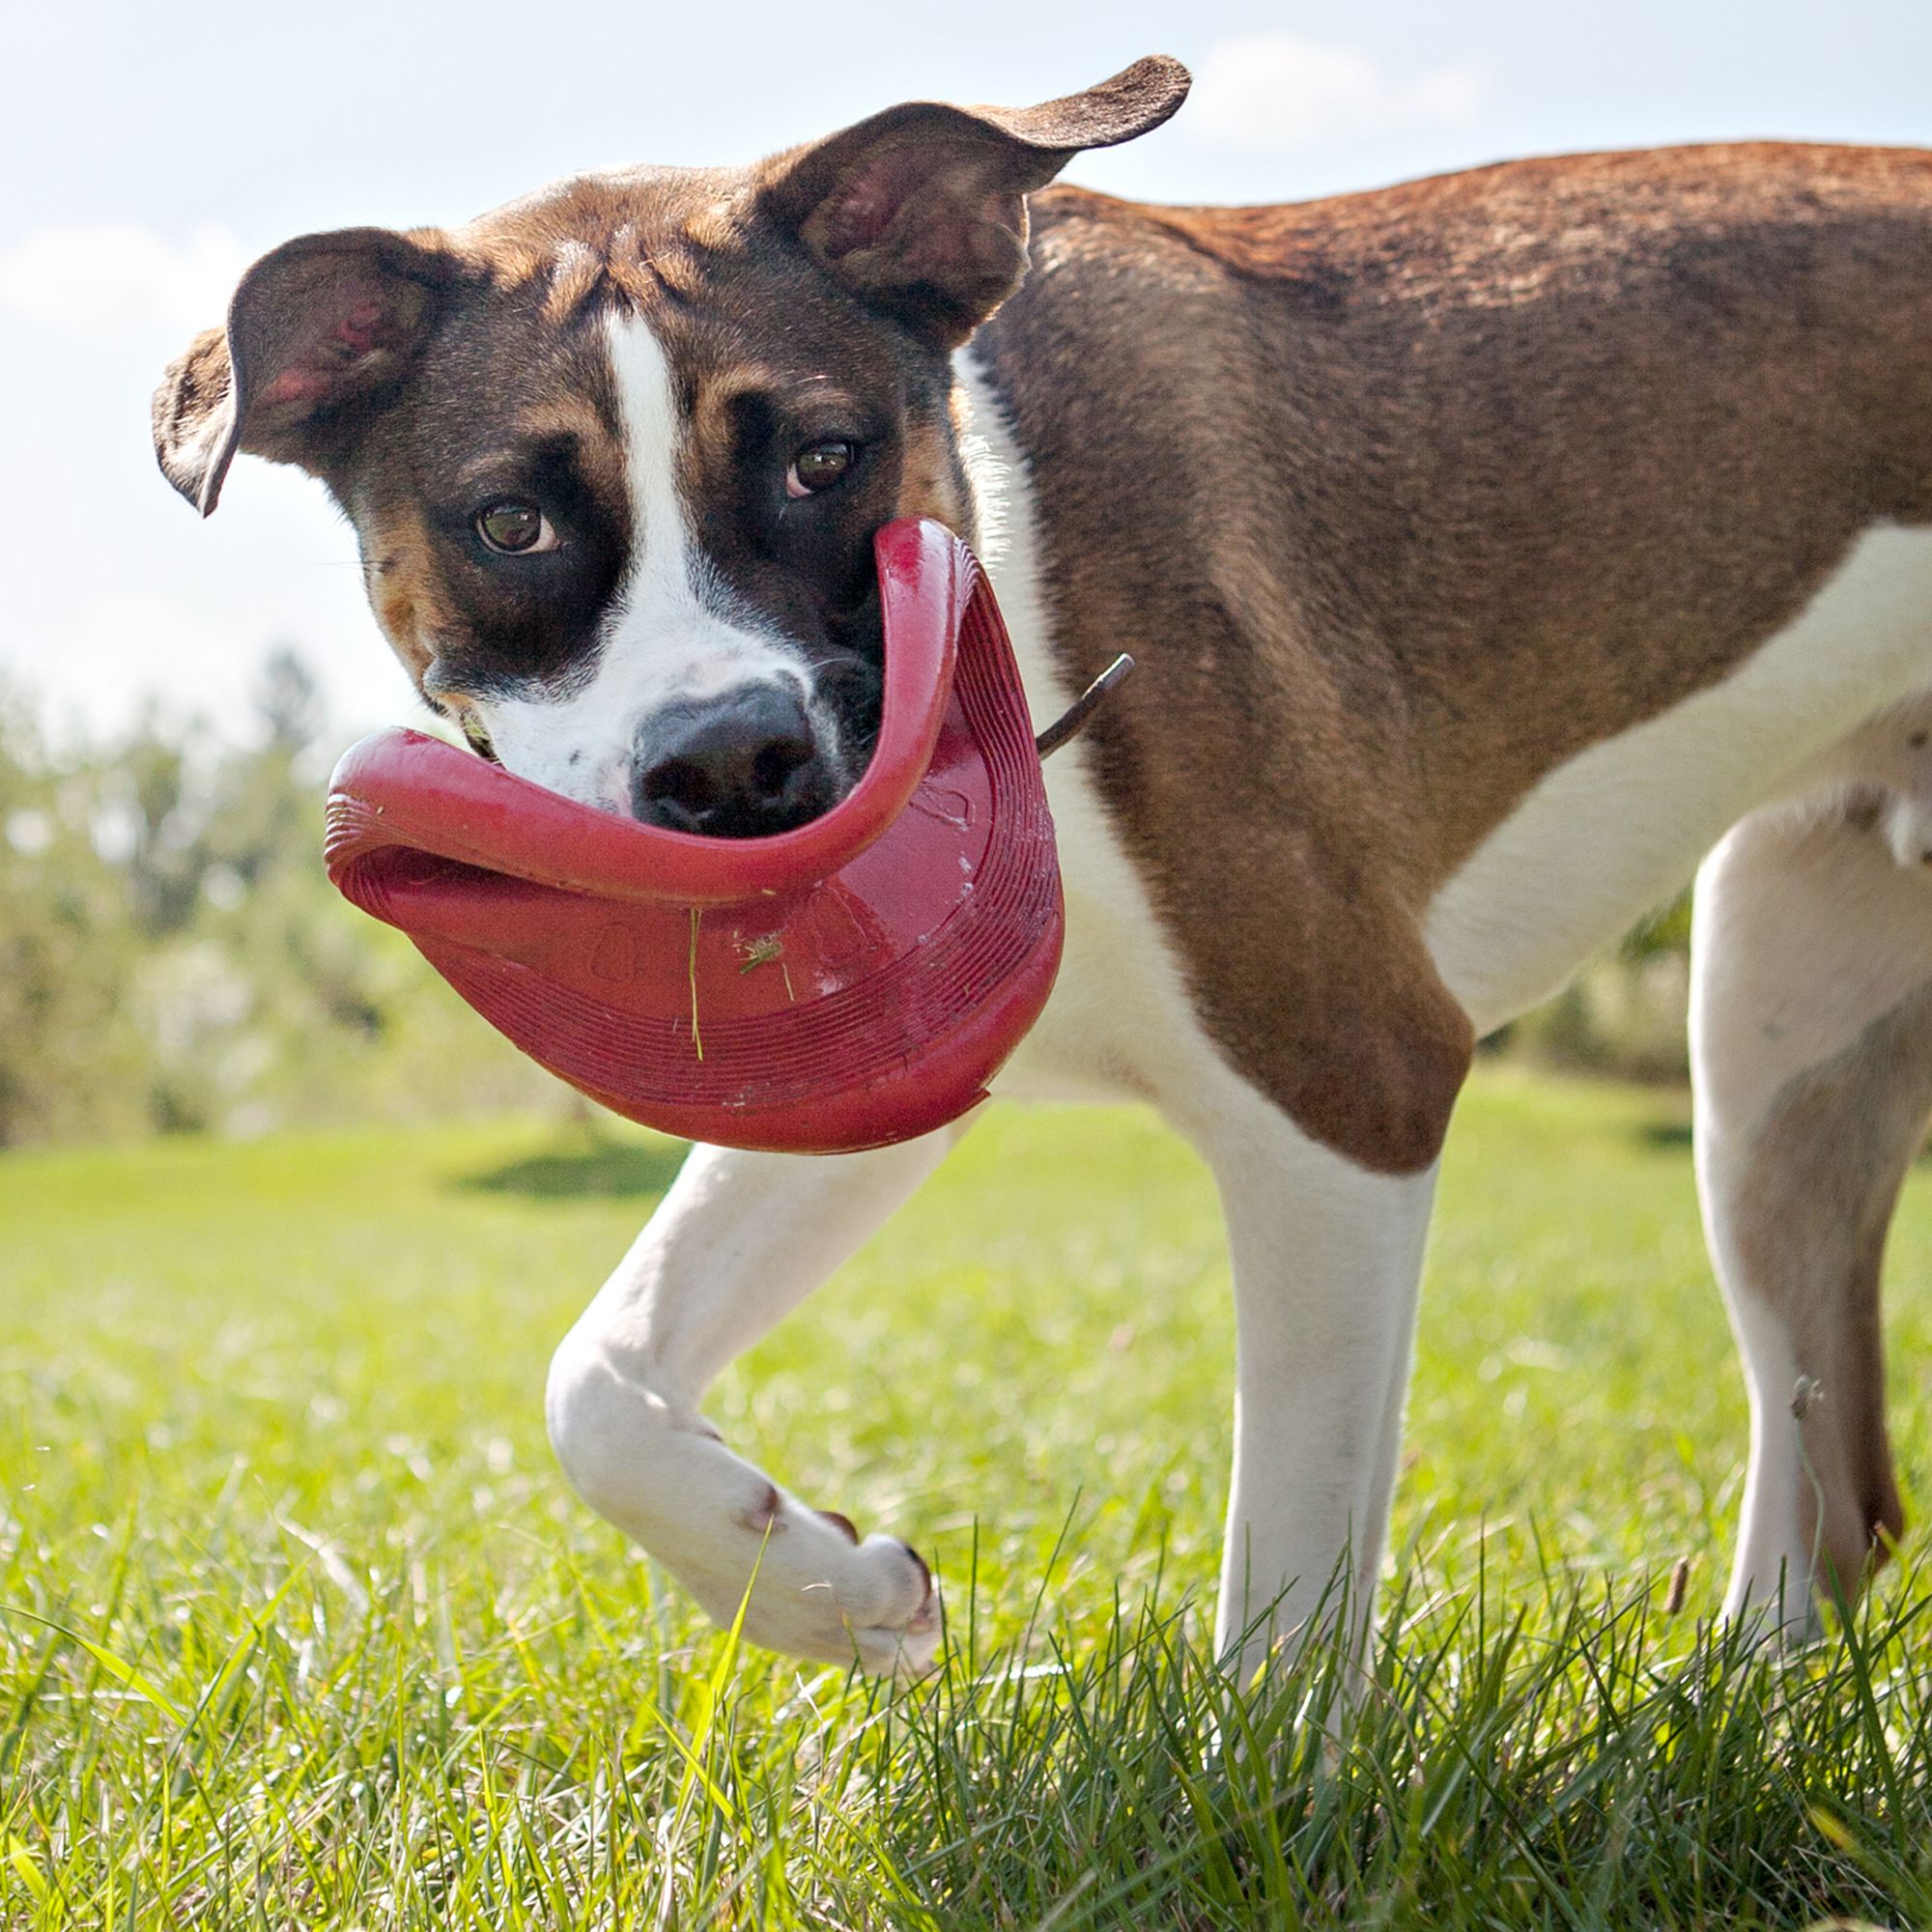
[{"x1": 156, "y1": 59, "x2": 1932, "y2": 1681}]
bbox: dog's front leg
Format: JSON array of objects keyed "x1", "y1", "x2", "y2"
[
  {"x1": 546, "y1": 1129, "x2": 961, "y2": 1676},
  {"x1": 1201, "y1": 1098, "x2": 1439, "y2": 1689}
]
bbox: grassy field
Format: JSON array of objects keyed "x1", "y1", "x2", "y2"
[{"x1": 3, "y1": 1068, "x2": 1931, "y2": 1928}]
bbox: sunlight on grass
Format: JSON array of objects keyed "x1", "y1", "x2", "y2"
[{"x1": 3, "y1": 1069, "x2": 1930, "y2": 1925}]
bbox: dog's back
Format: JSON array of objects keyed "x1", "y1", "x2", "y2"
[{"x1": 984, "y1": 143, "x2": 1932, "y2": 860}]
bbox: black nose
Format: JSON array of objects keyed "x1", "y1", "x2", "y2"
[{"x1": 633, "y1": 685, "x2": 835, "y2": 837}]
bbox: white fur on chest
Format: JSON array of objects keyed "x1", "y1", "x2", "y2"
[
  {"x1": 952, "y1": 352, "x2": 1229, "y2": 1120},
  {"x1": 1428, "y1": 526, "x2": 1932, "y2": 1036}
]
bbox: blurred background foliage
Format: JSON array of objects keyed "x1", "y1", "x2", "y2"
[
  {"x1": 0, "y1": 650, "x2": 557, "y2": 1147},
  {"x1": 0, "y1": 648, "x2": 1694, "y2": 1150},
  {"x1": 1486, "y1": 897, "x2": 1694, "y2": 1087}
]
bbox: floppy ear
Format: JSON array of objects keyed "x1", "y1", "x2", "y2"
[
  {"x1": 153, "y1": 227, "x2": 453, "y2": 516},
  {"x1": 757, "y1": 55, "x2": 1189, "y2": 345}
]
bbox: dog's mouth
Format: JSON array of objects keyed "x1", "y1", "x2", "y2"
[
  {"x1": 455, "y1": 686, "x2": 875, "y2": 837},
  {"x1": 449, "y1": 587, "x2": 889, "y2": 836}
]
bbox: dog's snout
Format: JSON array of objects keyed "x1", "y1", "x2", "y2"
[{"x1": 633, "y1": 686, "x2": 834, "y2": 837}]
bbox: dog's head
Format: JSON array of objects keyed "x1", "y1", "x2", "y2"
[{"x1": 154, "y1": 59, "x2": 1186, "y2": 833}]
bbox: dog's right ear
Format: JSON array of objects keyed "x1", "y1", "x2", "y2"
[{"x1": 153, "y1": 227, "x2": 453, "y2": 517}]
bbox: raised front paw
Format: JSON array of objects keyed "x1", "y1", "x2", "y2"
[
  {"x1": 696, "y1": 1483, "x2": 941, "y2": 1679},
  {"x1": 820, "y1": 1524, "x2": 941, "y2": 1679}
]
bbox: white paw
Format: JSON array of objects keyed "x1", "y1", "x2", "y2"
[
  {"x1": 822, "y1": 1529, "x2": 941, "y2": 1679},
  {"x1": 682, "y1": 1483, "x2": 941, "y2": 1678},
  {"x1": 545, "y1": 1354, "x2": 940, "y2": 1677}
]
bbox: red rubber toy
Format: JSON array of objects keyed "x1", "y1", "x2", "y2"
[{"x1": 323, "y1": 518, "x2": 1065, "y2": 1152}]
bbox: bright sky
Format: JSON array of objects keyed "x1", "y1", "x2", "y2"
[{"x1": 7, "y1": 0, "x2": 1929, "y2": 743}]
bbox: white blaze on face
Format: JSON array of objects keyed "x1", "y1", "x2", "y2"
[{"x1": 476, "y1": 309, "x2": 818, "y2": 813}]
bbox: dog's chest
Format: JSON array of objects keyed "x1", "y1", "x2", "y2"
[{"x1": 954, "y1": 353, "x2": 1231, "y2": 1112}]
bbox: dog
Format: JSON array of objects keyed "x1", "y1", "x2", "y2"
[{"x1": 154, "y1": 55, "x2": 1932, "y2": 1684}]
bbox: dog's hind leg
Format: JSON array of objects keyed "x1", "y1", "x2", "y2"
[
  {"x1": 546, "y1": 1127, "x2": 963, "y2": 1675},
  {"x1": 1691, "y1": 783, "x2": 1932, "y2": 1633}
]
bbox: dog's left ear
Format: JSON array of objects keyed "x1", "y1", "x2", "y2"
[{"x1": 758, "y1": 55, "x2": 1190, "y2": 345}]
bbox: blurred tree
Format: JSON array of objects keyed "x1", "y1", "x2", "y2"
[
  {"x1": 0, "y1": 699, "x2": 151, "y2": 1143},
  {"x1": 0, "y1": 650, "x2": 560, "y2": 1147}
]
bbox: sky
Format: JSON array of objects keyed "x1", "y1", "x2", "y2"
[{"x1": 5, "y1": 0, "x2": 1930, "y2": 746}]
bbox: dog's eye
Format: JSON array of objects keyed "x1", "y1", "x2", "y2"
[
  {"x1": 785, "y1": 440, "x2": 856, "y2": 498},
  {"x1": 474, "y1": 500, "x2": 558, "y2": 554}
]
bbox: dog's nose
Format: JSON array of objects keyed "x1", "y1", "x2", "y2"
[{"x1": 633, "y1": 685, "x2": 833, "y2": 837}]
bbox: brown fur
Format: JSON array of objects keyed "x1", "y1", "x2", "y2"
[
  {"x1": 973, "y1": 145, "x2": 1932, "y2": 1170},
  {"x1": 360, "y1": 501, "x2": 442, "y2": 688}
]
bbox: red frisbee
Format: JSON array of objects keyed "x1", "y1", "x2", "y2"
[{"x1": 324, "y1": 518, "x2": 1065, "y2": 1152}]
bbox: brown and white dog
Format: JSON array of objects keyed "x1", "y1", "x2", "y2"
[{"x1": 155, "y1": 56, "x2": 1932, "y2": 1683}]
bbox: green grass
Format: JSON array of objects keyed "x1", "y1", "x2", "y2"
[{"x1": 3, "y1": 1068, "x2": 1931, "y2": 1927}]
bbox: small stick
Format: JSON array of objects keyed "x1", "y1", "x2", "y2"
[
  {"x1": 1036, "y1": 653, "x2": 1137, "y2": 759},
  {"x1": 1663, "y1": 1556, "x2": 1690, "y2": 1616},
  {"x1": 688, "y1": 907, "x2": 703, "y2": 1061}
]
